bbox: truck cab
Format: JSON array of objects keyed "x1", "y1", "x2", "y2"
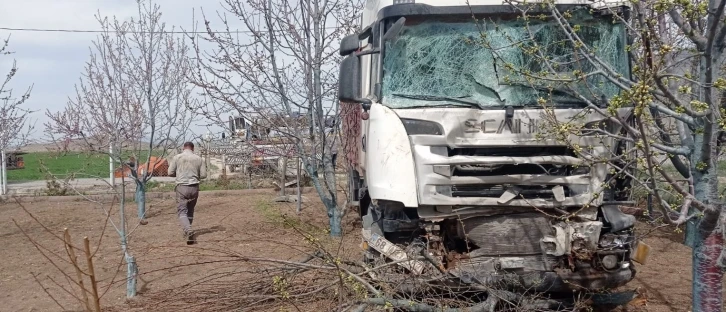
[{"x1": 339, "y1": 0, "x2": 645, "y2": 295}]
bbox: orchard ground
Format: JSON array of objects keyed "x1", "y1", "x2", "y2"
[{"x1": 0, "y1": 188, "x2": 721, "y2": 311}]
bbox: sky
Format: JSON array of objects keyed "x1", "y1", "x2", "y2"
[{"x1": 0, "y1": 0, "x2": 233, "y2": 143}]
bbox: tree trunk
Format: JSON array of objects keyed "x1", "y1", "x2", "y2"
[
  {"x1": 135, "y1": 181, "x2": 146, "y2": 220},
  {"x1": 304, "y1": 155, "x2": 341, "y2": 237},
  {"x1": 692, "y1": 210, "x2": 724, "y2": 312},
  {"x1": 119, "y1": 183, "x2": 137, "y2": 297},
  {"x1": 125, "y1": 253, "x2": 138, "y2": 298},
  {"x1": 328, "y1": 207, "x2": 343, "y2": 237}
]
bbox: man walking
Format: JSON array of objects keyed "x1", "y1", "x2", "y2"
[{"x1": 168, "y1": 142, "x2": 207, "y2": 244}]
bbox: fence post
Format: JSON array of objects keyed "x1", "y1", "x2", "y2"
[
  {"x1": 297, "y1": 157, "x2": 302, "y2": 213},
  {"x1": 279, "y1": 156, "x2": 287, "y2": 197},
  {"x1": 222, "y1": 154, "x2": 227, "y2": 179},
  {"x1": 109, "y1": 144, "x2": 115, "y2": 187},
  {"x1": 1, "y1": 150, "x2": 6, "y2": 195}
]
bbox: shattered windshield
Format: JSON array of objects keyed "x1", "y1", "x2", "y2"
[{"x1": 381, "y1": 10, "x2": 629, "y2": 109}]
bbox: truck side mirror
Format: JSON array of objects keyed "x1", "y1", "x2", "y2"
[
  {"x1": 338, "y1": 55, "x2": 362, "y2": 103},
  {"x1": 338, "y1": 27, "x2": 374, "y2": 108},
  {"x1": 339, "y1": 34, "x2": 359, "y2": 56}
]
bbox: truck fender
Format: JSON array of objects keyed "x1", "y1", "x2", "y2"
[{"x1": 365, "y1": 104, "x2": 418, "y2": 207}]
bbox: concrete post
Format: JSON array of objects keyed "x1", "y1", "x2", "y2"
[
  {"x1": 221, "y1": 154, "x2": 227, "y2": 178},
  {"x1": 279, "y1": 156, "x2": 287, "y2": 197},
  {"x1": 1, "y1": 150, "x2": 6, "y2": 195},
  {"x1": 109, "y1": 144, "x2": 115, "y2": 186},
  {"x1": 296, "y1": 157, "x2": 302, "y2": 213}
]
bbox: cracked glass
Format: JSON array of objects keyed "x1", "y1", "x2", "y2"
[{"x1": 381, "y1": 10, "x2": 628, "y2": 109}]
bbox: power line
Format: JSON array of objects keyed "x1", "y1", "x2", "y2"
[
  {"x1": 0, "y1": 26, "x2": 344, "y2": 34},
  {"x1": 0, "y1": 26, "x2": 247, "y2": 34}
]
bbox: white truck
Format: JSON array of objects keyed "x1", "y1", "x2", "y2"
[{"x1": 339, "y1": 0, "x2": 647, "y2": 298}]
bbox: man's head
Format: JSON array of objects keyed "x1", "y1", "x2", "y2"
[{"x1": 183, "y1": 142, "x2": 195, "y2": 152}]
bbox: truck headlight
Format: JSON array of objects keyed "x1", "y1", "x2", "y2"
[
  {"x1": 435, "y1": 186, "x2": 452, "y2": 196},
  {"x1": 401, "y1": 118, "x2": 444, "y2": 135}
]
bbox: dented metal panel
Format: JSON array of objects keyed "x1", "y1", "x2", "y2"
[
  {"x1": 365, "y1": 105, "x2": 419, "y2": 207},
  {"x1": 362, "y1": 229, "x2": 427, "y2": 274},
  {"x1": 391, "y1": 107, "x2": 628, "y2": 210},
  {"x1": 457, "y1": 213, "x2": 552, "y2": 256}
]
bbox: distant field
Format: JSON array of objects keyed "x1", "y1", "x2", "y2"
[
  {"x1": 7, "y1": 151, "x2": 168, "y2": 181},
  {"x1": 7, "y1": 152, "x2": 110, "y2": 181}
]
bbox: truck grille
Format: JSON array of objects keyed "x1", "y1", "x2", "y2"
[
  {"x1": 448, "y1": 146, "x2": 578, "y2": 177},
  {"x1": 453, "y1": 163, "x2": 574, "y2": 177},
  {"x1": 448, "y1": 146, "x2": 575, "y2": 157},
  {"x1": 450, "y1": 184, "x2": 572, "y2": 199},
  {"x1": 419, "y1": 144, "x2": 590, "y2": 206}
]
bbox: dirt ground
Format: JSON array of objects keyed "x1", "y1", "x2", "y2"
[
  {"x1": 623, "y1": 225, "x2": 693, "y2": 312},
  {"x1": 0, "y1": 192, "x2": 706, "y2": 311}
]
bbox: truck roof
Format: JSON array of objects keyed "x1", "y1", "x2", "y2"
[{"x1": 362, "y1": 0, "x2": 629, "y2": 26}]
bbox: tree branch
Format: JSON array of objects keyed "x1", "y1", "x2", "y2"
[{"x1": 668, "y1": 9, "x2": 707, "y2": 49}]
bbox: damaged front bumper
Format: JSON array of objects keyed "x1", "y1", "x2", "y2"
[
  {"x1": 450, "y1": 265, "x2": 636, "y2": 293},
  {"x1": 362, "y1": 134, "x2": 645, "y2": 293},
  {"x1": 361, "y1": 201, "x2": 643, "y2": 294}
]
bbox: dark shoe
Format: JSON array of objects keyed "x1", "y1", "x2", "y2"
[{"x1": 184, "y1": 230, "x2": 196, "y2": 245}]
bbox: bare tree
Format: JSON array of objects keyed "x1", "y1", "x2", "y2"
[
  {"x1": 471, "y1": 0, "x2": 726, "y2": 310},
  {"x1": 0, "y1": 37, "x2": 34, "y2": 151},
  {"x1": 186, "y1": 0, "x2": 362, "y2": 236},
  {"x1": 45, "y1": 0, "x2": 194, "y2": 297}
]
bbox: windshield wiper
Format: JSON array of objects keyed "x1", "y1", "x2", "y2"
[
  {"x1": 513, "y1": 100, "x2": 588, "y2": 109},
  {"x1": 500, "y1": 83, "x2": 589, "y2": 107},
  {"x1": 391, "y1": 93, "x2": 484, "y2": 109},
  {"x1": 552, "y1": 100, "x2": 590, "y2": 108},
  {"x1": 393, "y1": 104, "x2": 475, "y2": 109}
]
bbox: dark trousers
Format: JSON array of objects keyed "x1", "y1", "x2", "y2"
[{"x1": 175, "y1": 184, "x2": 199, "y2": 233}]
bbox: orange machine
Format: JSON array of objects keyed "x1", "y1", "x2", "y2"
[
  {"x1": 114, "y1": 156, "x2": 169, "y2": 178},
  {"x1": 4, "y1": 152, "x2": 26, "y2": 170}
]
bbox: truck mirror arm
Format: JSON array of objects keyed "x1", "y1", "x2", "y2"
[{"x1": 359, "y1": 99, "x2": 372, "y2": 112}]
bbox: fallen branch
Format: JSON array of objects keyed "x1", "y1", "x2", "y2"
[{"x1": 360, "y1": 295, "x2": 498, "y2": 312}]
